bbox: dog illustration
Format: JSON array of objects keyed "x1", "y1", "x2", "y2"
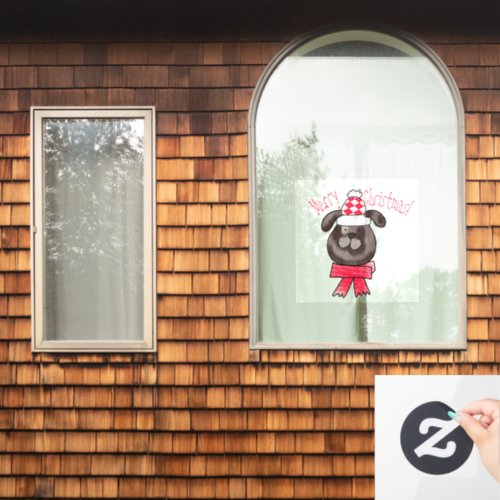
[{"x1": 321, "y1": 189, "x2": 386, "y2": 297}]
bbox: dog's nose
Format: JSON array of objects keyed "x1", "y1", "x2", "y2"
[{"x1": 348, "y1": 232, "x2": 357, "y2": 239}]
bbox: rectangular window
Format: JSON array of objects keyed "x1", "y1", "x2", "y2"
[{"x1": 31, "y1": 107, "x2": 156, "y2": 352}]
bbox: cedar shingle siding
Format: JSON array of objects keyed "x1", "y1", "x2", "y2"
[{"x1": 0, "y1": 2, "x2": 499, "y2": 498}]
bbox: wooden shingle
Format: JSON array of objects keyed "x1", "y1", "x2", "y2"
[{"x1": 37, "y1": 66, "x2": 73, "y2": 88}]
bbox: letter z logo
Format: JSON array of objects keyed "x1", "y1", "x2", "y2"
[{"x1": 400, "y1": 401, "x2": 473, "y2": 475}]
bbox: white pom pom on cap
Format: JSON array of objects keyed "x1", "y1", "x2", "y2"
[{"x1": 346, "y1": 188, "x2": 363, "y2": 198}]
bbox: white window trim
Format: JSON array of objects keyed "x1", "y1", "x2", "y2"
[{"x1": 31, "y1": 106, "x2": 156, "y2": 352}]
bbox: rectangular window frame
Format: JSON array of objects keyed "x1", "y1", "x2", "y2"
[{"x1": 31, "y1": 106, "x2": 156, "y2": 352}]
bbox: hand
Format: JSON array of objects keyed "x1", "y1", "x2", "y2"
[{"x1": 456, "y1": 398, "x2": 500, "y2": 483}]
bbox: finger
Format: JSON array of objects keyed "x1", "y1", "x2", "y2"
[
  {"x1": 460, "y1": 399, "x2": 500, "y2": 419},
  {"x1": 479, "y1": 415, "x2": 493, "y2": 428},
  {"x1": 456, "y1": 411, "x2": 488, "y2": 444}
]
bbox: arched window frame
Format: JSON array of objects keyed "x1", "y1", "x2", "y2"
[{"x1": 248, "y1": 25, "x2": 466, "y2": 350}]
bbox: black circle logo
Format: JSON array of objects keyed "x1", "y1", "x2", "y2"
[{"x1": 400, "y1": 401, "x2": 473, "y2": 475}]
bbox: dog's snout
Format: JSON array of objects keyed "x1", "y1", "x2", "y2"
[{"x1": 348, "y1": 232, "x2": 357, "y2": 239}]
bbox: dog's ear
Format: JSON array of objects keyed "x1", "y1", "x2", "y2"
[
  {"x1": 366, "y1": 210, "x2": 386, "y2": 228},
  {"x1": 321, "y1": 210, "x2": 343, "y2": 232}
]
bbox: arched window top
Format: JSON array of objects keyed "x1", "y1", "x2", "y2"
[
  {"x1": 250, "y1": 28, "x2": 465, "y2": 349},
  {"x1": 253, "y1": 28, "x2": 463, "y2": 156}
]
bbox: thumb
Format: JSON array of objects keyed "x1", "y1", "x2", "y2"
[{"x1": 457, "y1": 411, "x2": 487, "y2": 444}]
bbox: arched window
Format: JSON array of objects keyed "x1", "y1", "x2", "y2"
[{"x1": 249, "y1": 28, "x2": 465, "y2": 349}]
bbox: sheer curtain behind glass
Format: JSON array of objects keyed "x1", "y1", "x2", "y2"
[{"x1": 43, "y1": 118, "x2": 144, "y2": 341}]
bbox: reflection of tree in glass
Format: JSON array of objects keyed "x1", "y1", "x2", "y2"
[
  {"x1": 257, "y1": 125, "x2": 324, "y2": 216},
  {"x1": 257, "y1": 127, "x2": 328, "y2": 341},
  {"x1": 44, "y1": 119, "x2": 143, "y2": 279},
  {"x1": 43, "y1": 118, "x2": 144, "y2": 340},
  {"x1": 257, "y1": 126, "x2": 325, "y2": 276}
]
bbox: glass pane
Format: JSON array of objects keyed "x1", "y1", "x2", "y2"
[
  {"x1": 255, "y1": 31, "x2": 461, "y2": 345},
  {"x1": 43, "y1": 118, "x2": 144, "y2": 341}
]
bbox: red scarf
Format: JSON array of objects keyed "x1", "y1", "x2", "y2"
[{"x1": 330, "y1": 261, "x2": 375, "y2": 297}]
